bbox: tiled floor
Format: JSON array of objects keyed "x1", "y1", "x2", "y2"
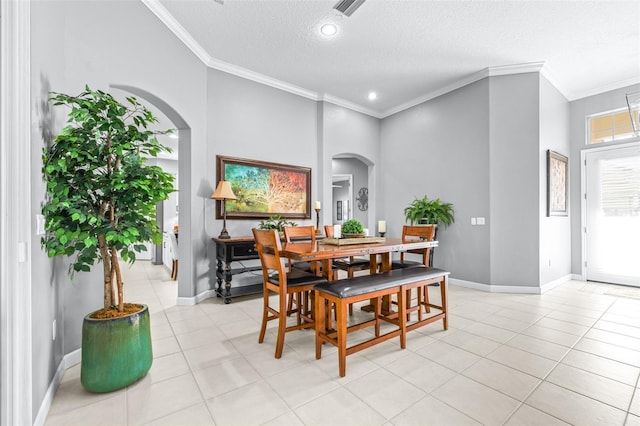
[{"x1": 45, "y1": 261, "x2": 640, "y2": 425}]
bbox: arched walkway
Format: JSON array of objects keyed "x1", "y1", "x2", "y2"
[{"x1": 110, "y1": 84, "x2": 193, "y2": 301}]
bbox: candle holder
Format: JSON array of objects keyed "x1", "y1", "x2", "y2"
[{"x1": 315, "y1": 208, "x2": 322, "y2": 234}]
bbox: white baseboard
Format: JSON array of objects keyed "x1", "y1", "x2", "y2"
[
  {"x1": 572, "y1": 273, "x2": 585, "y2": 281},
  {"x1": 450, "y1": 278, "x2": 541, "y2": 294},
  {"x1": 540, "y1": 274, "x2": 573, "y2": 293},
  {"x1": 451, "y1": 274, "x2": 573, "y2": 295},
  {"x1": 176, "y1": 289, "x2": 217, "y2": 305},
  {"x1": 33, "y1": 349, "x2": 81, "y2": 426}
]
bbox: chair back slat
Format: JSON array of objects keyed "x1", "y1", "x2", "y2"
[
  {"x1": 324, "y1": 225, "x2": 334, "y2": 238},
  {"x1": 402, "y1": 225, "x2": 436, "y2": 242},
  {"x1": 401, "y1": 224, "x2": 437, "y2": 266},
  {"x1": 283, "y1": 225, "x2": 316, "y2": 243},
  {"x1": 252, "y1": 228, "x2": 287, "y2": 279}
]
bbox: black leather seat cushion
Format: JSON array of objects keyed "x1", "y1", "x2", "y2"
[
  {"x1": 315, "y1": 266, "x2": 449, "y2": 299},
  {"x1": 269, "y1": 268, "x2": 327, "y2": 287},
  {"x1": 334, "y1": 257, "x2": 370, "y2": 268},
  {"x1": 391, "y1": 260, "x2": 424, "y2": 269}
]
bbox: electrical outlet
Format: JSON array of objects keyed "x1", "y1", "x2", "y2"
[{"x1": 477, "y1": 217, "x2": 485, "y2": 225}]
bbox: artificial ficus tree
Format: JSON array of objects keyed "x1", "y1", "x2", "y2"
[{"x1": 41, "y1": 86, "x2": 175, "y2": 313}]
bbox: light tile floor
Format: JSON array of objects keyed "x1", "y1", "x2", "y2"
[{"x1": 45, "y1": 261, "x2": 640, "y2": 425}]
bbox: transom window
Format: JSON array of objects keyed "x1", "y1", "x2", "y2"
[{"x1": 588, "y1": 108, "x2": 639, "y2": 144}]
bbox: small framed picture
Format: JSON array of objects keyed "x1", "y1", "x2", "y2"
[{"x1": 547, "y1": 150, "x2": 569, "y2": 216}]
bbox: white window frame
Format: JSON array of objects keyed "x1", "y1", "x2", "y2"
[{"x1": 586, "y1": 107, "x2": 639, "y2": 145}]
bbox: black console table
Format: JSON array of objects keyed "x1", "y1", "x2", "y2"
[{"x1": 213, "y1": 236, "x2": 263, "y2": 304}]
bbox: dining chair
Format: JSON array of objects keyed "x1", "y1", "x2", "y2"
[
  {"x1": 283, "y1": 225, "x2": 319, "y2": 274},
  {"x1": 283, "y1": 225, "x2": 320, "y2": 315},
  {"x1": 392, "y1": 224, "x2": 437, "y2": 268},
  {"x1": 324, "y1": 225, "x2": 372, "y2": 278},
  {"x1": 392, "y1": 224, "x2": 437, "y2": 320},
  {"x1": 252, "y1": 228, "x2": 327, "y2": 359}
]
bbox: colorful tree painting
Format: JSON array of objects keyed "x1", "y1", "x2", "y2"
[{"x1": 217, "y1": 157, "x2": 310, "y2": 218}]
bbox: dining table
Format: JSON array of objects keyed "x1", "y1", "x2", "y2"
[
  {"x1": 282, "y1": 237, "x2": 438, "y2": 280},
  {"x1": 282, "y1": 237, "x2": 438, "y2": 313}
]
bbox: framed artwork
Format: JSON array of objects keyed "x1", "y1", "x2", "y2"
[
  {"x1": 336, "y1": 200, "x2": 343, "y2": 221},
  {"x1": 216, "y1": 155, "x2": 311, "y2": 220},
  {"x1": 547, "y1": 150, "x2": 569, "y2": 216}
]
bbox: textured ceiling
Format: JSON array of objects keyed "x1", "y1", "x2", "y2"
[{"x1": 149, "y1": 0, "x2": 640, "y2": 117}]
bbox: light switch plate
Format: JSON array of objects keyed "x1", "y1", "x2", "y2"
[
  {"x1": 471, "y1": 217, "x2": 477, "y2": 225},
  {"x1": 36, "y1": 214, "x2": 46, "y2": 235}
]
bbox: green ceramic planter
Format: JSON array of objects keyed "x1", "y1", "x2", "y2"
[{"x1": 81, "y1": 304, "x2": 153, "y2": 393}]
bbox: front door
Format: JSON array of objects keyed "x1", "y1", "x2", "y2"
[{"x1": 585, "y1": 143, "x2": 640, "y2": 286}]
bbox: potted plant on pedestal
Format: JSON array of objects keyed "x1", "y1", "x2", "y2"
[
  {"x1": 41, "y1": 86, "x2": 175, "y2": 393},
  {"x1": 403, "y1": 195, "x2": 455, "y2": 227}
]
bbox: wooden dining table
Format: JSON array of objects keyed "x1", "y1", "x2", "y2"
[{"x1": 282, "y1": 237, "x2": 438, "y2": 281}]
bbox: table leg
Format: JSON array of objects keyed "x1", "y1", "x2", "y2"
[{"x1": 216, "y1": 259, "x2": 223, "y2": 297}]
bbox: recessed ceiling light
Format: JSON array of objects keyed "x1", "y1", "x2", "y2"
[
  {"x1": 320, "y1": 23, "x2": 338, "y2": 37},
  {"x1": 368, "y1": 92, "x2": 377, "y2": 101}
]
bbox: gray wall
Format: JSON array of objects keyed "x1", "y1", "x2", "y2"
[
  {"x1": 30, "y1": 0, "x2": 207, "y2": 417},
  {"x1": 320, "y1": 102, "x2": 381, "y2": 231},
  {"x1": 381, "y1": 79, "x2": 491, "y2": 283},
  {"x1": 539, "y1": 76, "x2": 571, "y2": 284},
  {"x1": 488, "y1": 73, "x2": 541, "y2": 287},
  {"x1": 569, "y1": 83, "x2": 640, "y2": 275}
]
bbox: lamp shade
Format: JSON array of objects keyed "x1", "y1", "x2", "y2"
[{"x1": 211, "y1": 181, "x2": 237, "y2": 200}]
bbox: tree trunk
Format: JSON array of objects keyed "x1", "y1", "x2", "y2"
[
  {"x1": 97, "y1": 234, "x2": 113, "y2": 309},
  {"x1": 111, "y1": 246, "x2": 124, "y2": 312}
]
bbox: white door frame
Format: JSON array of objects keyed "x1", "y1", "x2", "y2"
[
  {"x1": 1, "y1": 0, "x2": 34, "y2": 425},
  {"x1": 580, "y1": 140, "x2": 640, "y2": 282}
]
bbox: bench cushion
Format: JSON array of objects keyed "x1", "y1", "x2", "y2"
[{"x1": 315, "y1": 266, "x2": 449, "y2": 299}]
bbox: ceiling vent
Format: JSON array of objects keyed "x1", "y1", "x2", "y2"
[{"x1": 333, "y1": 0, "x2": 366, "y2": 17}]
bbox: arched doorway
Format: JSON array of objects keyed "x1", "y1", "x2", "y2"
[{"x1": 110, "y1": 85, "x2": 191, "y2": 300}]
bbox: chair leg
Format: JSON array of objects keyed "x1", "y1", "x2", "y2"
[
  {"x1": 440, "y1": 277, "x2": 449, "y2": 330},
  {"x1": 287, "y1": 293, "x2": 295, "y2": 317},
  {"x1": 171, "y1": 260, "x2": 178, "y2": 281},
  {"x1": 337, "y1": 300, "x2": 348, "y2": 377},
  {"x1": 275, "y1": 293, "x2": 287, "y2": 359},
  {"x1": 423, "y1": 284, "x2": 431, "y2": 313},
  {"x1": 258, "y1": 289, "x2": 269, "y2": 344}
]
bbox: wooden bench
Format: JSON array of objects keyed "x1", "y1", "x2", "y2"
[{"x1": 314, "y1": 266, "x2": 449, "y2": 377}]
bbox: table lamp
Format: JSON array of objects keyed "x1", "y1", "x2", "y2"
[{"x1": 211, "y1": 181, "x2": 237, "y2": 239}]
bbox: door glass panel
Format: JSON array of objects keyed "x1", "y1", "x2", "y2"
[{"x1": 586, "y1": 145, "x2": 640, "y2": 286}]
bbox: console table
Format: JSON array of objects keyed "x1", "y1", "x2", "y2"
[{"x1": 213, "y1": 236, "x2": 263, "y2": 304}]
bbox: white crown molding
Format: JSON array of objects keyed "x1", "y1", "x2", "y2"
[
  {"x1": 141, "y1": 0, "x2": 212, "y2": 65},
  {"x1": 486, "y1": 61, "x2": 545, "y2": 77},
  {"x1": 567, "y1": 76, "x2": 640, "y2": 102},
  {"x1": 207, "y1": 57, "x2": 318, "y2": 100},
  {"x1": 319, "y1": 93, "x2": 383, "y2": 118},
  {"x1": 382, "y1": 62, "x2": 547, "y2": 117}
]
